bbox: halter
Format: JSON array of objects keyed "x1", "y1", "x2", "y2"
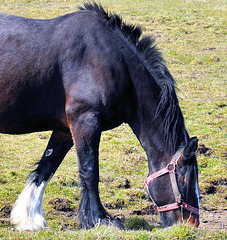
[{"x1": 145, "y1": 149, "x2": 200, "y2": 215}]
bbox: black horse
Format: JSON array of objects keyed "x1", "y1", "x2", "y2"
[{"x1": 0, "y1": 3, "x2": 200, "y2": 231}]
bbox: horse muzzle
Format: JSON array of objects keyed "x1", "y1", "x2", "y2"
[{"x1": 182, "y1": 210, "x2": 200, "y2": 227}]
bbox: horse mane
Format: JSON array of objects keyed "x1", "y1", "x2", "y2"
[{"x1": 79, "y1": 3, "x2": 186, "y2": 153}]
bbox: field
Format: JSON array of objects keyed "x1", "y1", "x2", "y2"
[{"x1": 0, "y1": 0, "x2": 226, "y2": 239}]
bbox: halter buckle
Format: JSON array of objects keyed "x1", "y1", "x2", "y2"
[{"x1": 167, "y1": 162, "x2": 175, "y2": 172}]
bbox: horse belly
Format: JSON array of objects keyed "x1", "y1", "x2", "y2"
[
  {"x1": 0, "y1": 109, "x2": 66, "y2": 135},
  {"x1": 0, "y1": 84, "x2": 67, "y2": 134}
]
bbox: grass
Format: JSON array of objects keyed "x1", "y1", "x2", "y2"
[
  {"x1": 0, "y1": 0, "x2": 226, "y2": 239},
  {"x1": 0, "y1": 225, "x2": 226, "y2": 240}
]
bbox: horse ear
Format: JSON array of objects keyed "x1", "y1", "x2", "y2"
[{"x1": 183, "y1": 137, "x2": 198, "y2": 160}]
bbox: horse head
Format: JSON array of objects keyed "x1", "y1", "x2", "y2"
[{"x1": 145, "y1": 137, "x2": 200, "y2": 227}]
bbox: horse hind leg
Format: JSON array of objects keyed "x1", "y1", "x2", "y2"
[
  {"x1": 10, "y1": 179, "x2": 48, "y2": 231},
  {"x1": 10, "y1": 130, "x2": 73, "y2": 231}
]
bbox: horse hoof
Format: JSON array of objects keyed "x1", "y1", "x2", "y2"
[
  {"x1": 10, "y1": 215, "x2": 48, "y2": 231},
  {"x1": 112, "y1": 219, "x2": 125, "y2": 230},
  {"x1": 100, "y1": 217, "x2": 125, "y2": 230}
]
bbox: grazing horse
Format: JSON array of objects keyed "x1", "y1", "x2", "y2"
[{"x1": 0, "y1": 3, "x2": 200, "y2": 231}]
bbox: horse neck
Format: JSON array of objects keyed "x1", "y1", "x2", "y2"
[{"x1": 129, "y1": 68, "x2": 188, "y2": 173}]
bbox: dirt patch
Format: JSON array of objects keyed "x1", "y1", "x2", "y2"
[
  {"x1": 118, "y1": 179, "x2": 130, "y2": 189},
  {"x1": 113, "y1": 213, "x2": 126, "y2": 222},
  {"x1": 196, "y1": 144, "x2": 213, "y2": 156},
  {"x1": 105, "y1": 199, "x2": 125, "y2": 209},
  {"x1": 48, "y1": 198, "x2": 78, "y2": 221},
  {"x1": 202, "y1": 177, "x2": 227, "y2": 196},
  {"x1": 132, "y1": 205, "x2": 157, "y2": 216},
  {"x1": 210, "y1": 178, "x2": 227, "y2": 186},
  {"x1": 200, "y1": 209, "x2": 227, "y2": 231},
  {"x1": 0, "y1": 204, "x2": 12, "y2": 217},
  {"x1": 49, "y1": 198, "x2": 74, "y2": 212}
]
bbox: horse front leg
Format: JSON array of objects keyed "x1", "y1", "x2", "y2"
[
  {"x1": 68, "y1": 111, "x2": 124, "y2": 229},
  {"x1": 10, "y1": 130, "x2": 73, "y2": 231}
]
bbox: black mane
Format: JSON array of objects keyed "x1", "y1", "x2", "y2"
[
  {"x1": 79, "y1": 3, "x2": 187, "y2": 153},
  {"x1": 79, "y1": 3, "x2": 163, "y2": 69}
]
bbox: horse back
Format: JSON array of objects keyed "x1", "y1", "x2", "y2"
[{"x1": 0, "y1": 11, "x2": 135, "y2": 134}]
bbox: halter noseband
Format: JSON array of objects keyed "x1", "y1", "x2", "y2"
[{"x1": 145, "y1": 149, "x2": 200, "y2": 216}]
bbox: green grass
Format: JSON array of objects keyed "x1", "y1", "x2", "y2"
[
  {"x1": 0, "y1": 0, "x2": 226, "y2": 239},
  {"x1": 0, "y1": 225, "x2": 226, "y2": 240}
]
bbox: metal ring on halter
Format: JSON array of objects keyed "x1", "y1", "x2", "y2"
[{"x1": 167, "y1": 162, "x2": 175, "y2": 172}]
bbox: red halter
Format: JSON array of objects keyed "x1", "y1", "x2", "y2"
[{"x1": 145, "y1": 149, "x2": 200, "y2": 215}]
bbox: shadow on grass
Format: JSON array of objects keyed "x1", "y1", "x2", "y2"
[{"x1": 124, "y1": 217, "x2": 161, "y2": 231}]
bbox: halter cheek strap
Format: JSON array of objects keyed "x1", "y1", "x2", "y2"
[{"x1": 145, "y1": 149, "x2": 200, "y2": 216}]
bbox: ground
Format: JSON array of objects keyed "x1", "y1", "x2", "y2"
[{"x1": 1, "y1": 197, "x2": 226, "y2": 232}]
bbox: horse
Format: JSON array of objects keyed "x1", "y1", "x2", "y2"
[{"x1": 0, "y1": 3, "x2": 200, "y2": 231}]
